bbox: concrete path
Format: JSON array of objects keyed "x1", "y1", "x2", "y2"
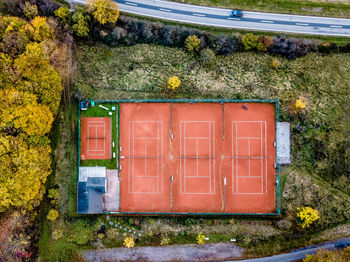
[
  {"x1": 82, "y1": 243, "x2": 243, "y2": 262},
  {"x1": 68, "y1": 0, "x2": 350, "y2": 37}
]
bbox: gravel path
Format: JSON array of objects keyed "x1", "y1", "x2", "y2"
[{"x1": 82, "y1": 243, "x2": 243, "y2": 262}]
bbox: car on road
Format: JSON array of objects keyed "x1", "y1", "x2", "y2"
[{"x1": 231, "y1": 10, "x2": 243, "y2": 17}]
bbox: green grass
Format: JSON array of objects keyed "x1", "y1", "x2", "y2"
[
  {"x1": 80, "y1": 102, "x2": 118, "y2": 169},
  {"x1": 168, "y1": 0, "x2": 350, "y2": 18}
]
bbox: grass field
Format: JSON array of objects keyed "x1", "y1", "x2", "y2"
[
  {"x1": 38, "y1": 42, "x2": 350, "y2": 260},
  {"x1": 168, "y1": 0, "x2": 350, "y2": 18}
]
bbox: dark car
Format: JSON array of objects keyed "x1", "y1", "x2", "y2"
[{"x1": 232, "y1": 10, "x2": 243, "y2": 17}]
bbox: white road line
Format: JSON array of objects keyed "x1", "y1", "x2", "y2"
[
  {"x1": 159, "y1": 8, "x2": 171, "y2": 12},
  {"x1": 228, "y1": 17, "x2": 240, "y2": 20},
  {"x1": 296, "y1": 23, "x2": 309, "y2": 26},
  {"x1": 125, "y1": 1, "x2": 137, "y2": 6},
  {"x1": 261, "y1": 20, "x2": 274, "y2": 23},
  {"x1": 330, "y1": 25, "x2": 343, "y2": 28},
  {"x1": 193, "y1": 13, "x2": 205, "y2": 17}
]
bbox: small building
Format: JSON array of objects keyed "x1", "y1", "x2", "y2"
[{"x1": 78, "y1": 167, "x2": 106, "y2": 214}]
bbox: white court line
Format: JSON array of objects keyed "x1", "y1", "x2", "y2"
[
  {"x1": 261, "y1": 122, "x2": 263, "y2": 193},
  {"x1": 193, "y1": 13, "x2": 205, "y2": 17},
  {"x1": 261, "y1": 20, "x2": 274, "y2": 23},
  {"x1": 125, "y1": 1, "x2": 137, "y2": 6},
  {"x1": 159, "y1": 8, "x2": 171, "y2": 12},
  {"x1": 264, "y1": 121, "x2": 267, "y2": 194},
  {"x1": 296, "y1": 23, "x2": 309, "y2": 26},
  {"x1": 330, "y1": 25, "x2": 343, "y2": 28}
]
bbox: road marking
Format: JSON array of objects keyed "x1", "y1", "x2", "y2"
[
  {"x1": 296, "y1": 23, "x2": 309, "y2": 26},
  {"x1": 228, "y1": 17, "x2": 240, "y2": 20},
  {"x1": 261, "y1": 20, "x2": 274, "y2": 23},
  {"x1": 193, "y1": 13, "x2": 205, "y2": 17},
  {"x1": 159, "y1": 8, "x2": 171, "y2": 12},
  {"x1": 125, "y1": 1, "x2": 137, "y2": 6},
  {"x1": 330, "y1": 25, "x2": 343, "y2": 28}
]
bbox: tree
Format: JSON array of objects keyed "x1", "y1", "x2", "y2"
[
  {"x1": 0, "y1": 89, "x2": 54, "y2": 136},
  {"x1": 23, "y1": 1, "x2": 38, "y2": 19},
  {"x1": 241, "y1": 33, "x2": 259, "y2": 51},
  {"x1": 88, "y1": 0, "x2": 119, "y2": 25},
  {"x1": 0, "y1": 134, "x2": 51, "y2": 211},
  {"x1": 26, "y1": 16, "x2": 54, "y2": 42},
  {"x1": 185, "y1": 35, "x2": 200, "y2": 52},
  {"x1": 54, "y1": 6, "x2": 70, "y2": 24},
  {"x1": 72, "y1": 6, "x2": 90, "y2": 37}
]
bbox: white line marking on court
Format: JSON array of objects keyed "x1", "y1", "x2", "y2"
[
  {"x1": 193, "y1": 13, "x2": 205, "y2": 17},
  {"x1": 159, "y1": 8, "x2": 171, "y2": 12},
  {"x1": 330, "y1": 25, "x2": 343, "y2": 28},
  {"x1": 125, "y1": 1, "x2": 137, "y2": 6},
  {"x1": 228, "y1": 17, "x2": 240, "y2": 20},
  {"x1": 261, "y1": 20, "x2": 274, "y2": 23},
  {"x1": 296, "y1": 23, "x2": 309, "y2": 26}
]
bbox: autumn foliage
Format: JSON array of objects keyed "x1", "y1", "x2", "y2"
[{"x1": 0, "y1": 15, "x2": 63, "y2": 211}]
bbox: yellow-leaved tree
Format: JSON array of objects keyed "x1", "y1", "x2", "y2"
[
  {"x1": 0, "y1": 134, "x2": 51, "y2": 211},
  {"x1": 0, "y1": 89, "x2": 54, "y2": 136},
  {"x1": 88, "y1": 0, "x2": 119, "y2": 25}
]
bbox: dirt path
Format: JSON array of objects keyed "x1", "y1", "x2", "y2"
[{"x1": 82, "y1": 243, "x2": 243, "y2": 262}]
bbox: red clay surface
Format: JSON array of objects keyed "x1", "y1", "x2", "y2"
[
  {"x1": 81, "y1": 117, "x2": 112, "y2": 160},
  {"x1": 119, "y1": 103, "x2": 276, "y2": 214}
]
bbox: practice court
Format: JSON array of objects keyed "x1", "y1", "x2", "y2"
[{"x1": 119, "y1": 103, "x2": 277, "y2": 214}]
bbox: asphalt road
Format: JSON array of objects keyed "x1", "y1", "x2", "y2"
[
  {"x1": 68, "y1": 0, "x2": 350, "y2": 36},
  {"x1": 234, "y1": 237, "x2": 350, "y2": 262}
]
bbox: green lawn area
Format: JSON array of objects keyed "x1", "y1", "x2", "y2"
[
  {"x1": 80, "y1": 102, "x2": 118, "y2": 169},
  {"x1": 168, "y1": 0, "x2": 350, "y2": 18}
]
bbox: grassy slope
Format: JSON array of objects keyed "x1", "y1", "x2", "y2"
[
  {"x1": 39, "y1": 42, "x2": 350, "y2": 260},
  {"x1": 168, "y1": 0, "x2": 350, "y2": 17}
]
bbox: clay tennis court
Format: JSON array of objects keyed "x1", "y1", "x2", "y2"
[
  {"x1": 81, "y1": 117, "x2": 112, "y2": 160},
  {"x1": 119, "y1": 103, "x2": 277, "y2": 214}
]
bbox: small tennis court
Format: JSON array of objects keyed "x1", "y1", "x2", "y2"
[
  {"x1": 81, "y1": 117, "x2": 112, "y2": 160},
  {"x1": 119, "y1": 102, "x2": 278, "y2": 214}
]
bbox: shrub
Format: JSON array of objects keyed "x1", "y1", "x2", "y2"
[
  {"x1": 296, "y1": 207, "x2": 320, "y2": 228},
  {"x1": 271, "y1": 58, "x2": 281, "y2": 70},
  {"x1": 269, "y1": 35, "x2": 313, "y2": 59},
  {"x1": 23, "y1": 1, "x2": 38, "y2": 19},
  {"x1": 242, "y1": 33, "x2": 259, "y2": 51},
  {"x1": 123, "y1": 236, "x2": 135, "y2": 248},
  {"x1": 160, "y1": 235, "x2": 171, "y2": 246},
  {"x1": 54, "y1": 6, "x2": 70, "y2": 24},
  {"x1": 295, "y1": 97, "x2": 307, "y2": 110},
  {"x1": 69, "y1": 220, "x2": 94, "y2": 245},
  {"x1": 185, "y1": 35, "x2": 200, "y2": 52},
  {"x1": 200, "y1": 48, "x2": 216, "y2": 67},
  {"x1": 258, "y1": 36, "x2": 274, "y2": 51},
  {"x1": 303, "y1": 247, "x2": 350, "y2": 261},
  {"x1": 167, "y1": 76, "x2": 180, "y2": 90},
  {"x1": 52, "y1": 229, "x2": 63, "y2": 240},
  {"x1": 196, "y1": 232, "x2": 206, "y2": 244},
  {"x1": 47, "y1": 209, "x2": 59, "y2": 221}
]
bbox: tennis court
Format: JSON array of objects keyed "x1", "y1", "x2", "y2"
[
  {"x1": 119, "y1": 102, "x2": 277, "y2": 214},
  {"x1": 81, "y1": 117, "x2": 112, "y2": 160}
]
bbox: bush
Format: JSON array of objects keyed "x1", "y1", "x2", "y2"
[
  {"x1": 271, "y1": 58, "x2": 281, "y2": 70},
  {"x1": 185, "y1": 35, "x2": 200, "y2": 53},
  {"x1": 69, "y1": 220, "x2": 94, "y2": 245},
  {"x1": 269, "y1": 35, "x2": 313, "y2": 59},
  {"x1": 167, "y1": 76, "x2": 180, "y2": 90},
  {"x1": 72, "y1": 6, "x2": 90, "y2": 37},
  {"x1": 52, "y1": 229, "x2": 63, "y2": 240},
  {"x1": 196, "y1": 232, "x2": 206, "y2": 244},
  {"x1": 47, "y1": 209, "x2": 59, "y2": 221},
  {"x1": 242, "y1": 33, "x2": 259, "y2": 51},
  {"x1": 160, "y1": 235, "x2": 171, "y2": 246},
  {"x1": 295, "y1": 97, "x2": 307, "y2": 110},
  {"x1": 88, "y1": 0, "x2": 119, "y2": 25},
  {"x1": 303, "y1": 247, "x2": 350, "y2": 261},
  {"x1": 123, "y1": 236, "x2": 135, "y2": 248},
  {"x1": 296, "y1": 207, "x2": 320, "y2": 228},
  {"x1": 258, "y1": 36, "x2": 274, "y2": 51}
]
